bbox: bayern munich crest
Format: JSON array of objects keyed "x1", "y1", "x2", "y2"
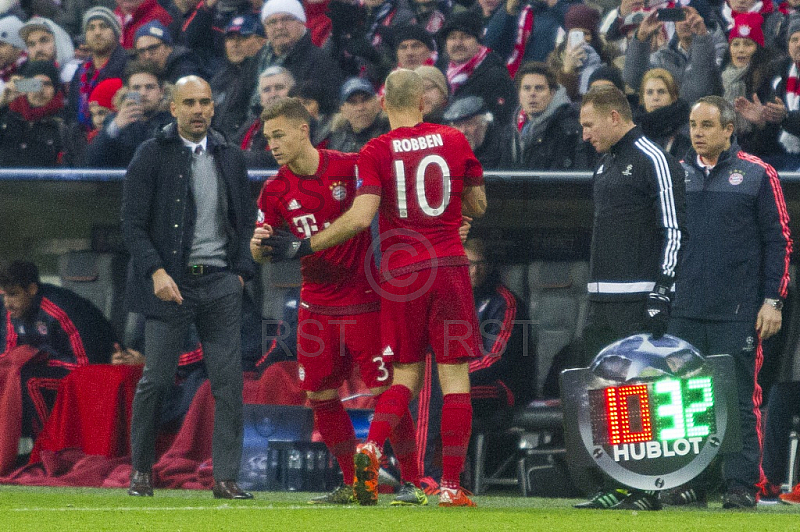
[
  {"x1": 729, "y1": 172, "x2": 744, "y2": 186},
  {"x1": 330, "y1": 182, "x2": 347, "y2": 201}
]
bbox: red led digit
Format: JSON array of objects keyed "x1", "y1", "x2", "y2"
[{"x1": 606, "y1": 384, "x2": 654, "y2": 445}]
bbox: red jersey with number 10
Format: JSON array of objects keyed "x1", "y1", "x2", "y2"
[
  {"x1": 257, "y1": 150, "x2": 379, "y2": 314},
  {"x1": 356, "y1": 123, "x2": 484, "y2": 277}
]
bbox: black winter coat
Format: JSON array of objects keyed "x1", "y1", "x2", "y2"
[
  {"x1": 121, "y1": 123, "x2": 256, "y2": 317},
  {"x1": 0, "y1": 106, "x2": 67, "y2": 167},
  {"x1": 519, "y1": 102, "x2": 593, "y2": 170},
  {"x1": 450, "y1": 51, "x2": 518, "y2": 127}
]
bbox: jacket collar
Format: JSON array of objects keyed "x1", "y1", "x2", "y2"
[
  {"x1": 157, "y1": 122, "x2": 227, "y2": 151},
  {"x1": 685, "y1": 138, "x2": 741, "y2": 171},
  {"x1": 609, "y1": 125, "x2": 643, "y2": 156}
]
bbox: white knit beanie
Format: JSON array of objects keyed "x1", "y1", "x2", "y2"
[{"x1": 260, "y1": 0, "x2": 306, "y2": 24}]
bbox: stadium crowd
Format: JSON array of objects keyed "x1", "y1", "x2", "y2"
[
  {"x1": 3, "y1": 0, "x2": 800, "y2": 170},
  {"x1": 4, "y1": 0, "x2": 800, "y2": 509}
]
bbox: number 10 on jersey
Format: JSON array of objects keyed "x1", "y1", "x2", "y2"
[{"x1": 394, "y1": 155, "x2": 451, "y2": 218}]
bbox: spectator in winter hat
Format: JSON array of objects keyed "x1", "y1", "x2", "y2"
[
  {"x1": 68, "y1": 7, "x2": 128, "y2": 130},
  {"x1": 720, "y1": 12, "x2": 774, "y2": 146},
  {"x1": 392, "y1": 24, "x2": 436, "y2": 70},
  {"x1": 441, "y1": 11, "x2": 516, "y2": 125},
  {"x1": 133, "y1": 20, "x2": 206, "y2": 83},
  {"x1": 88, "y1": 77, "x2": 123, "y2": 138},
  {"x1": 250, "y1": 0, "x2": 342, "y2": 110},
  {"x1": 114, "y1": 0, "x2": 173, "y2": 49},
  {"x1": 733, "y1": 14, "x2": 800, "y2": 169},
  {"x1": 20, "y1": 17, "x2": 80, "y2": 84}
]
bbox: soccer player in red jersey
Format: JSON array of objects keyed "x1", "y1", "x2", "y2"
[
  {"x1": 263, "y1": 70, "x2": 487, "y2": 507},
  {"x1": 251, "y1": 98, "x2": 424, "y2": 505}
]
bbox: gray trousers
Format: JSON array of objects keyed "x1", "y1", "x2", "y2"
[{"x1": 130, "y1": 271, "x2": 244, "y2": 481}]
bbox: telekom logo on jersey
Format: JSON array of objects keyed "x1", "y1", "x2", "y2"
[
  {"x1": 292, "y1": 214, "x2": 331, "y2": 238},
  {"x1": 391, "y1": 133, "x2": 444, "y2": 153}
]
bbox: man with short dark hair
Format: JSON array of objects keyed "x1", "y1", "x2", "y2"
[
  {"x1": 133, "y1": 20, "x2": 206, "y2": 83},
  {"x1": 574, "y1": 85, "x2": 685, "y2": 511},
  {"x1": 87, "y1": 60, "x2": 172, "y2": 167},
  {"x1": 665, "y1": 96, "x2": 791, "y2": 510},
  {"x1": 516, "y1": 61, "x2": 592, "y2": 170},
  {"x1": 123, "y1": 76, "x2": 255, "y2": 500},
  {"x1": 0, "y1": 260, "x2": 125, "y2": 474}
]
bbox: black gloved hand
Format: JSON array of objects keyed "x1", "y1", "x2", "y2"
[
  {"x1": 645, "y1": 279, "x2": 672, "y2": 339},
  {"x1": 261, "y1": 229, "x2": 313, "y2": 262}
]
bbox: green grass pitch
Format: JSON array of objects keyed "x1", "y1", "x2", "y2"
[{"x1": 2, "y1": 487, "x2": 800, "y2": 532}]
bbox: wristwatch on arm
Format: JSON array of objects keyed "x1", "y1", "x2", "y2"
[{"x1": 764, "y1": 298, "x2": 784, "y2": 311}]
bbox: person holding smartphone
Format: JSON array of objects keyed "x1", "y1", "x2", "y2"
[
  {"x1": 547, "y1": 4, "x2": 619, "y2": 101},
  {"x1": 623, "y1": 6, "x2": 726, "y2": 105},
  {"x1": 0, "y1": 61, "x2": 68, "y2": 167},
  {"x1": 87, "y1": 60, "x2": 172, "y2": 167}
]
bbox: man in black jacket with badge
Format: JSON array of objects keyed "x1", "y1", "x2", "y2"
[
  {"x1": 121, "y1": 76, "x2": 255, "y2": 500},
  {"x1": 574, "y1": 85, "x2": 686, "y2": 511}
]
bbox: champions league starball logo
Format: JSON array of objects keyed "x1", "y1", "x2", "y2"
[{"x1": 561, "y1": 334, "x2": 741, "y2": 491}]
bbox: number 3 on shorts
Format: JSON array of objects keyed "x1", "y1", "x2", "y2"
[{"x1": 372, "y1": 356, "x2": 390, "y2": 382}]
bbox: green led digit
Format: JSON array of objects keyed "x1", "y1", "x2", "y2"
[
  {"x1": 684, "y1": 377, "x2": 714, "y2": 438},
  {"x1": 654, "y1": 378, "x2": 686, "y2": 441}
]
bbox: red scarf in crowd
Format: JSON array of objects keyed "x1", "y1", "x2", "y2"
[
  {"x1": 447, "y1": 46, "x2": 490, "y2": 94},
  {"x1": 780, "y1": 62, "x2": 800, "y2": 152},
  {"x1": 507, "y1": 5, "x2": 534, "y2": 78},
  {"x1": 516, "y1": 108, "x2": 528, "y2": 132},
  {"x1": 9, "y1": 91, "x2": 65, "y2": 122}
]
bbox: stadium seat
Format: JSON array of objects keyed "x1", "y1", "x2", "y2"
[
  {"x1": 58, "y1": 250, "x2": 127, "y2": 336},
  {"x1": 527, "y1": 261, "x2": 589, "y2": 397},
  {"x1": 260, "y1": 260, "x2": 302, "y2": 320},
  {"x1": 471, "y1": 261, "x2": 587, "y2": 495}
]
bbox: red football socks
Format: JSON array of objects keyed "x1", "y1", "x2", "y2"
[
  {"x1": 440, "y1": 393, "x2": 472, "y2": 491},
  {"x1": 310, "y1": 398, "x2": 356, "y2": 485},
  {"x1": 368, "y1": 384, "x2": 413, "y2": 451},
  {"x1": 389, "y1": 407, "x2": 420, "y2": 486}
]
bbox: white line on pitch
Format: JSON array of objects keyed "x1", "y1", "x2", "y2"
[{"x1": 9, "y1": 505, "x2": 383, "y2": 512}]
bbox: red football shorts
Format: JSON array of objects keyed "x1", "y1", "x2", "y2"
[
  {"x1": 379, "y1": 265, "x2": 480, "y2": 365},
  {"x1": 296, "y1": 308, "x2": 391, "y2": 392}
]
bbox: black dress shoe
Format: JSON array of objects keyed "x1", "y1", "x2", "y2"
[
  {"x1": 212, "y1": 480, "x2": 253, "y2": 500},
  {"x1": 128, "y1": 470, "x2": 153, "y2": 497}
]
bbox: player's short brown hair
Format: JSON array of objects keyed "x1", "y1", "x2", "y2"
[
  {"x1": 261, "y1": 96, "x2": 312, "y2": 125},
  {"x1": 581, "y1": 85, "x2": 632, "y2": 122},
  {"x1": 383, "y1": 69, "x2": 424, "y2": 110}
]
